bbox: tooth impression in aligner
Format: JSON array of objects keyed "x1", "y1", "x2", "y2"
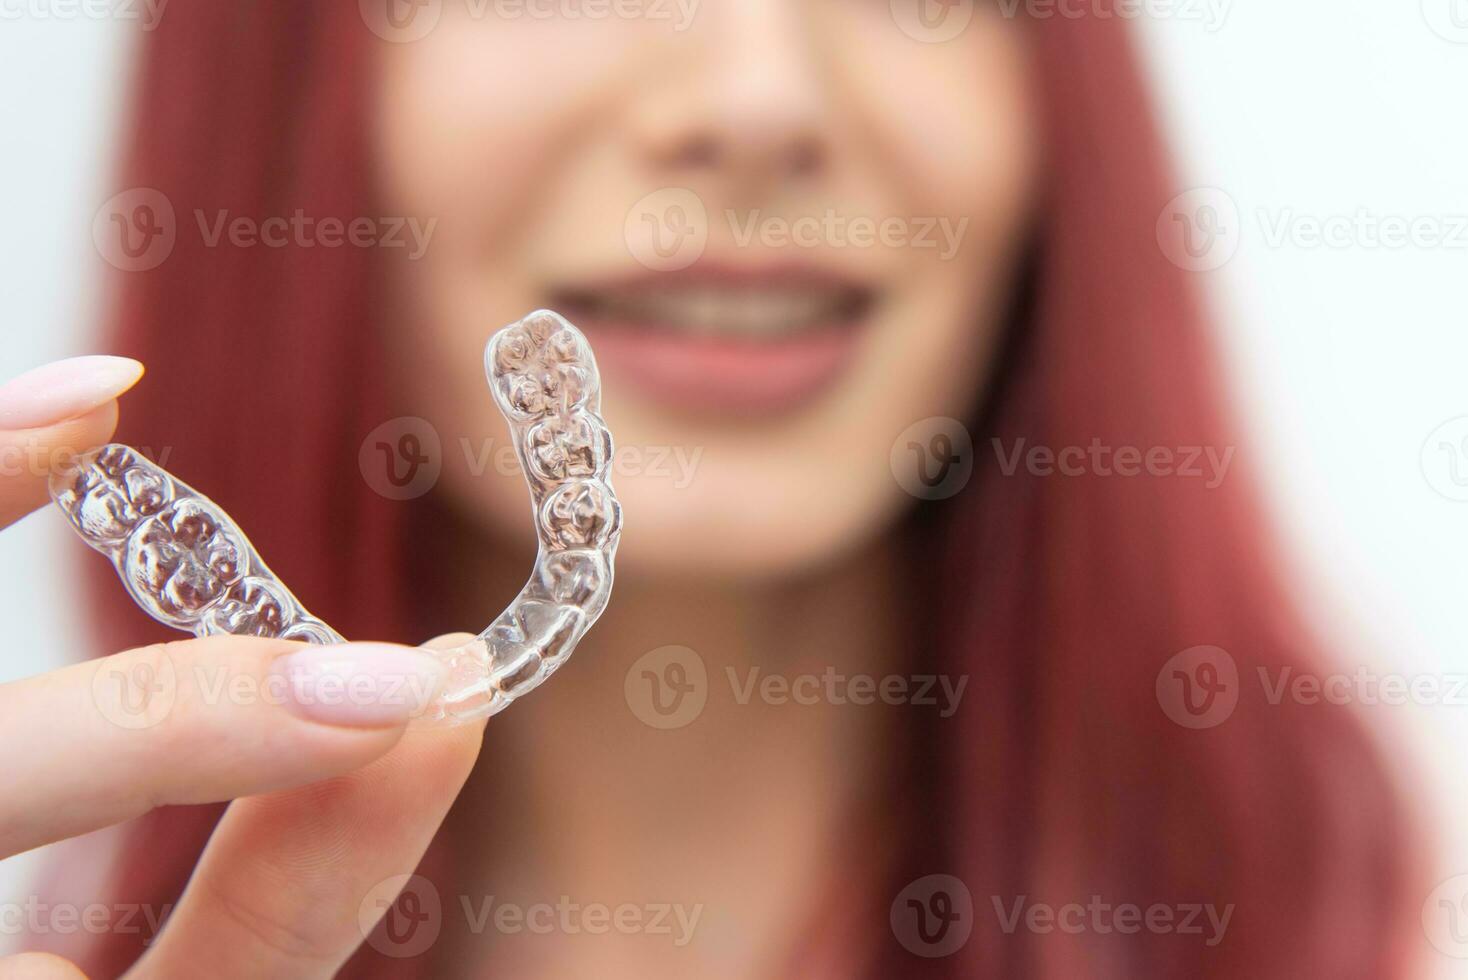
[{"x1": 49, "y1": 310, "x2": 622, "y2": 726}]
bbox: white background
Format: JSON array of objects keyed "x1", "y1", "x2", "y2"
[{"x1": 1, "y1": 2, "x2": 1466, "y2": 973}]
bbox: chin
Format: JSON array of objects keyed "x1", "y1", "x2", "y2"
[{"x1": 608, "y1": 475, "x2": 905, "y2": 583}]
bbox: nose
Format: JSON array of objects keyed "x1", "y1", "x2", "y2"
[{"x1": 629, "y1": 0, "x2": 829, "y2": 191}]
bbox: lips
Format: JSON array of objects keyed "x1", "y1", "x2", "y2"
[{"x1": 549, "y1": 264, "x2": 874, "y2": 415}]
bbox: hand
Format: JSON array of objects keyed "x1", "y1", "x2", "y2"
[{"x1": 0, "y1": 356, "x2": 486, "y2": 979}]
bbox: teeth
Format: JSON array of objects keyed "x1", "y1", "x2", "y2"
[
  {"x1": 580, "y1": 287, "x2": 855, "y2": 339},
  {"x1": 690, "y1": 289, "x2": 720, "y2": 334}
]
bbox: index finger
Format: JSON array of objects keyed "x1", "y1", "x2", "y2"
[
  {"x1": 0, "y1": 355, "x2": 144, "y2": 530},
  {"x1": 0, "y1": 635, "x2": 448, "y2": 859},
  {"x1": 132, "y1": 634, "x2": 487, "y2": 980}
]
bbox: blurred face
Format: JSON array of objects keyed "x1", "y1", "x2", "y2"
[{"x1": 374, "y1": 0, "x2": 1039, "y2": 577}]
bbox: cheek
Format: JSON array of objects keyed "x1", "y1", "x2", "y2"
[
  {"x1": 827, "y1": 12, "x2": 1039, "y2": 228},
  {"x1": 374, "y1": 22, "x2": 642, "y2": 231},
  {"x1": 838, "y1": 18, "x2": 1040, "y2": 417}
]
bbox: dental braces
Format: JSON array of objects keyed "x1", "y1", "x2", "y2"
[{"x1": 49, "y1": 310, "x2": 621, "y2": 725}]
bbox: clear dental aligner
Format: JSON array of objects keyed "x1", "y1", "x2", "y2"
[{"x1": 49, "y1": 310, "x2": 621, "y2": 726}]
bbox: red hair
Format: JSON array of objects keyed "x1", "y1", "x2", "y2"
[{"x1": 46, "y1": 3, "x2": 1415, "y2": 976}]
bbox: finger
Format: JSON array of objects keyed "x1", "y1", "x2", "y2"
[
  {"x1": 0, "y1": 356, "x2": 143, "y2": 530},
  {"x1": 0, "y1": 403, "x2": 120, "y2": 531},
  {"x1": 134, "y1": 634, "x2": 487, "y2": 980},
  {"x1": 0, "y1": 636, "x2": 448, "y2": 858},
  {"x1": 0, "y1": 953, "x2": 87, "y2": 980}
]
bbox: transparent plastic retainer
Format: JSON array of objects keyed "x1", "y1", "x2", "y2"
[{"x1": 49, "y1": 311, "x2": 622, "y2": 726}]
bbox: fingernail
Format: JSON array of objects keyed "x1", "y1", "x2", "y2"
[
  {"x1": 0, "y1": 356, "x2": 145, "y2": 430},
  {"x1": 270, "y1": 643, "x2": 447, "y2": 728}
]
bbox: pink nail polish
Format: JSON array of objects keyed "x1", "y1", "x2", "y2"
[
  {"x1": 0, "y1": 356, "x2": 145, "y2": 430},
  {"x1": 269, "y1": 643, "x2": 448, "y2": 728}
]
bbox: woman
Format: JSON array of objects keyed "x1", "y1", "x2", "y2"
[{"x1": 2, "y1": 0, "x2": 1416, "y2": 976}]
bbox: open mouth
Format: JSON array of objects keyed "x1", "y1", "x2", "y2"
[
  {"x1": 555, "y1": 276, "x2": 872, "y2": 340},
  {"x1": 549, "y1": 266, "x2": 876, "y2": 415}
]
